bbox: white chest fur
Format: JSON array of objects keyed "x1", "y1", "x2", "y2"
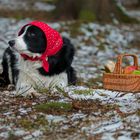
[{"x1": 16, "y1": 57, "x2": 68, "y2": 94}]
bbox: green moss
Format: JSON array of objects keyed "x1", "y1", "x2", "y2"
[
  {"x1": 74, "y1": 89, "x2": 94, "y2": 95},
  {"x1": 86, "y1": 77, "x2": 102, "y2": 88},
  {"x1": 18, "y1": 115, "x2": 48, "y2": 130},
  {"x1": 79, "y1": 9, "x2": 96, "y2": 22},
  {"x1": 103, "y1": 104, "x2": 120, "y2": 111},
  {"x1": 18, "y1": 119, "x2": 33, "y2": 130},
  {"x1": 7, "y1": 133, "x2": 20, "y2": 140},
  {"x1": 37, "y1": 87, "x2": 50, "y2": 93},
  {"x1": 136, "y1": 109, "x2": 140, "y2": 116},
  {"x1": 55, "y1": 86, "x2": 70, "y2": 98},
  {"x1": 97, "y1": 43, "x2": 105, "y2": 51},
  {"x1": 69, "y1": 21, "x2": 83, "y2": 38},
  {"x1": 35, "y1": 102, "x2": 72, "y2": 112},
  {"x1": 14, "y1": 13, "x2": 24, "y2": 20},
  {"x1": 76, "y1": 78, "x2": 86, "y2": 86}
]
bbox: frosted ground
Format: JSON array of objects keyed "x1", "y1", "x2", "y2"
[
  {"x1": 0, "y1": 0, "x2": 55, "y2": 11},
  {"x1": 0, "y1": 18, "x2": 140, "y2": 140}
]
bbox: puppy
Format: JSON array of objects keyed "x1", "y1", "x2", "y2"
[{"x1": 0, "y1": 21, "x2": 76, "y2": 96}]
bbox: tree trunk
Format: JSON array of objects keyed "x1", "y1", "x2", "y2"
[
  {"x1": 55, "y1": 0, "x2": 84, "y2": 19},
  {"x1": 55, "y1": 0, "x2": 138, "y2": 23}
]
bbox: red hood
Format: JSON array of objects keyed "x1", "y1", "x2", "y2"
[{"x1": 19, "y1": 21, "x2": 63, "y2": 72}]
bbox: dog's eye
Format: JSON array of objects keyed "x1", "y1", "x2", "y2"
[{"x1": 27, "y1": 32, "x2": 36, "y2": 37}]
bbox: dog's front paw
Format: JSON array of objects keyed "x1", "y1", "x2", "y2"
[
  {"x1": 7, "y1": 84, "x2": 15, "y2": 91},
  {"x1": 26, "y1": 92, "x2": 42, "y2": 98},
  {"x1": 16, "y1": 86, "x2": 41, "y2": 98},
  {"x1": 10, "y1": 90, "x2": 18, "y2": 96}
]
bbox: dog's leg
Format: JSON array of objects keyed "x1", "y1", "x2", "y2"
[
  {"x1": 1, "y1": 47, "x2": 13, "y2": 87},
  {"x1": 66, "y1": 66, "x2": 77, "y2": 85},
  {"x1": 0, "y1": 47, "x2": 19, "y2": 88},
  {"x1": 15, "y1": 72, "x2": 41, "y2": 97},
  {"x1": 15, "y1": 84, "x2": 41, "y2": 97}
]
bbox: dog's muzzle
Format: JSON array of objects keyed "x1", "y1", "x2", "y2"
[{"x1": 8, "y1": 40, "x2": 15, "y2": 47}]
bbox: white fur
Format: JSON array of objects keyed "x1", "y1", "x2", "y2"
[
  {"x1": 14, "y1": 25, "x2": 42, "y2": 58},
  {"x1": 5, "y1": 53, "x2": 12, "y2": 83},
  {"x1": 16, "y1": 55, "x2": 68, "y2": 96},
  {"x1": 14, "y1": 26, "x2": 29, "y2": 52},
  {"x1": 11, "y1": 25, "x2": 68, "y2": 96}
]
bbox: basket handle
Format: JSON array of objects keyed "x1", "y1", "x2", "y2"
[{"x1": 113, "y1": 54, "x2": 139, "y2": 74}]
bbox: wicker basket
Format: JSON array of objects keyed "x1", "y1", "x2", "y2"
[{"x1": 103, "y1": 54, "x2": 140, "y2": 92}]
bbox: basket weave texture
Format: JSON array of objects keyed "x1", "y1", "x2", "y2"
[{"x1": 103, "y1": 54, "x2": 140, "y2": 92}]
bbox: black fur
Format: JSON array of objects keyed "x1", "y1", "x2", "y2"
[
  {"x1": 0, "y1": 47, "x2": 19, "y2": 86},
  {"x1": 38, "y1": 37, "x2": 76, "y2": 85},
  {"x1": 23, "y1": 25, "x2": 47, "y2": 53},
  {"x1": 0, "y1": 25, "x2": 76, "y2": 87}
]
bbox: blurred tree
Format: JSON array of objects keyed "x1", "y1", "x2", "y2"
[
  {"x1": 55, "y1": 0, "x2": 138, "y2": 23},
  {"x1": 55, "y1": 0, "x2": 83, "y2": 19}
]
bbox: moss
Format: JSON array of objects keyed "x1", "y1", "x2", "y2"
[
  {"x1": 69, "y1": 21, "x2": 83, "y2": 38},
  {"x1": 136, "y1": 109, "x2": 140, "y2": 116},
  {"x1": 35, "y1": 102, "x2": 72, "y2": 113},
  {"x1": 103, "y1": 104, "x2": 120, "y2": 110},
  {"x1": 37, "y1": 87, "x2": 50, "y2": 93},
  {"x1": 55, "y1": 86, "x2": 70, "y2": 98},
  {"x1": 18, "y1": 115, "x2": 48, "y2": 130},
  {"x1": 79, "y1": 9, "x2": 96, "y2": 22},
  {"x1": 97, "y1": 43, "x2": 106, "y2": 51},
  {"x1": 18, "y1": 119, "x2": 33, "y2": 130},
  {"x1": 77, "y1": 76, "x2": 101, "y2": 88},
  {"x1": 74, "y1": 89, "x2": 94, "y2": 95},
  {"x1": 7, "y1": 133, "x2": 20, "y2": 140},
  {"x1": 76, "y1": 78, "x2": 87, "y2": 86},
  {"x1": 86, "y1": 77, "x2": 102, "y2": 88},
  {"x1": 73, "y1": 100, "x2": 118, "y2": 113}
]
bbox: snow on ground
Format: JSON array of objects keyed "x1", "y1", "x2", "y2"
[
  {"x1": 0, "y1": 18, "x2": 140, "y2": 140},
  {"x1": 127, "y1": 10, "x2": 140, "y2": 20},
  {"x1": 0, "y1": 0, "x2": 55, "y2": 11}
]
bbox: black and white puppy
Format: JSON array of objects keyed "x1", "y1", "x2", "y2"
[{"x1": 0, "y1": 23, "x2": 76, "y2": 96}]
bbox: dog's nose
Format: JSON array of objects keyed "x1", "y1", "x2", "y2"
[{"x1": 8, "y1": 40, "x2": 15, "y2": 47}]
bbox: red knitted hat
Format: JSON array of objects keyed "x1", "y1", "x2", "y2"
[{"x1": 19, "y1": 21, "x2": 63, "y2": 72}]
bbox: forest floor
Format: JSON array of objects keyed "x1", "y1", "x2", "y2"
[
  {"x1": 0, "y1": 1, "x2": 140, "y2": 140},
  {"x1": 0, "y1": 18, "x2": 140, "y2": 140}
]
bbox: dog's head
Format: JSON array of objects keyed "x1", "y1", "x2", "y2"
[
  {"x1": 8, "y1": 21, "x2": 63, "y2": 58},
  {"x1": 8, "y1": 21, "x2": 63, "y2": 72},
  {"x1": 9, "y1": 25, "x2": 46, "y2": 56}
]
